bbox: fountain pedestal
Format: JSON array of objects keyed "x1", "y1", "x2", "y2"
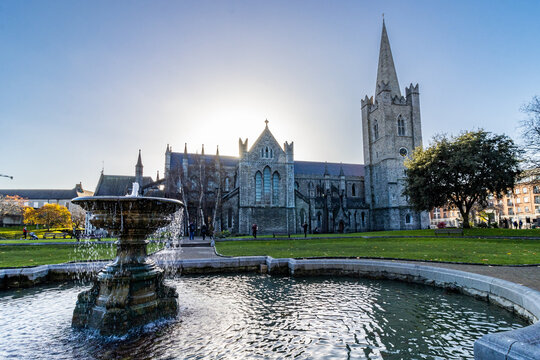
[{"x1": 72, "y1": 196, "x2": 182, "y2": 336}]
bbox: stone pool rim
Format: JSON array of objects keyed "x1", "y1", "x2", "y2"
[{"x1": 1, "y1": 257, "x2": 539, "y2": 360}]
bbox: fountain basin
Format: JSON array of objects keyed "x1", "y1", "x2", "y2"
[{"x1": 71, "y1": 196, "x2": 183, "y2": 336}]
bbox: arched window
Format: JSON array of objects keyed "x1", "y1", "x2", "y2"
[
  {"x1": 405, "y1": 213, "x2": 411, "y2": 224},
  {"x1": 263, "y1": 167, "x2": 271, "y2": 195},
  {"x1": 261, "y1": 148, "x2": 264, "y2": 157},
  {"x1": 265, "y1": 147, "x2": 269, "y2": 158},
  {"x1": 270, "y1": 148, "x2": 273, "y2": 158},
  {"x1": 352, "y1": 184, "x2": 356, "y2": 197},
  {"x1": 273, "y1": 172, "x2": 280, "y2": 203},
  {"x1": 374, "y1": 120, "x2": 379, "y2": 139},
  {"x1": 398, "y1": 116, "x2": 405, "y2": 136},
  {"x1": 224, "y1": 177, "x2": 230, "y2": 192},
  {"x1": 227, "y1": 208, "x2": 233, "y2": 228},
  {"x1": 361, "y1": 212, "x2": 365, "y2": 227},
  {"x1": 255, "y1": 172, "x2": 262, "y2": 202}
]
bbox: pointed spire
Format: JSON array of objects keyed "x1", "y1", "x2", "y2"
[
  {"x1": 166, "y1": 144, "x2": 170, "y2": 153},
  {"x1": 376, "y1": 20, "x2": 401, "y2": 98},
  {"x1": 216, "y1": 145, "x2": 220, "y2": 157},
  {"x1": 184, "y1": 142, "x2": 187, "y2": 155},
  {"x1": 324, "y1": 162, "x2": 329, "y2": 176},
  {"x1": 156, "y1": 170, "x2": 160, "y2": 181},
  {"x1": 136, "y1": 149, "x2": 143, "y2": 167},
  {"x1": 201, "y1": 144, "x2": 205, "y2": 156},
  {"x1": 339, "y1": 163, "x2": 345, "y2": 177},
  {"x1": 265, "y1": 118, "x2": 269, "y2": 128}
]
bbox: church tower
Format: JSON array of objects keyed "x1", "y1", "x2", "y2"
[
  {"x1": 135, "y1": 149, "x2": 143, "y2": 195},
  {"x1": 361, "y1": 21, "x2": 429, "y2": 230}
]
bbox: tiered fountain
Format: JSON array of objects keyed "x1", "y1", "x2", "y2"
[{"x1": 71, "y1": 191, "x2": 183, "y2": 336}]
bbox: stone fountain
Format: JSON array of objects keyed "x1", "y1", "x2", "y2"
[{"x1": 71, "y1": 194, "x2": 183, "y2": 336}]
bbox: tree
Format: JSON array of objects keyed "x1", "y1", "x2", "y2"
[
  {"x1": 70, "y1": 204, "x2": 86, "y2": 229},
  {"x1": 24, "y1": 203, "x2": 72, "y2": 231},
  {"x1": 520, "y1": 96, "x2": 540, "y2": 166},
  {"x1": 0, "y1": 195, "x2": 25, "y2": 225},
  {"x1": 403, "y1": 130, "x2": 522, "y2": 228}
]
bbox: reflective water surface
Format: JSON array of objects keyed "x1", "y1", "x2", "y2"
[{"x1": 0, "y1": 275, "x2": 526, "y2": 359}]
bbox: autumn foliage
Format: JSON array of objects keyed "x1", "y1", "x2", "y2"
[{"x1": 24, "y1": 203, "x2": 72, "y2": 230}]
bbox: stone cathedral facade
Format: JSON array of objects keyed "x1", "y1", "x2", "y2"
[{"x1": 94, "y1": 21, "x2": 429, "y2": 234}]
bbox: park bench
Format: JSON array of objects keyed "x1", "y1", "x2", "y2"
[
  {"x1": 434, "y1": 228, "x2": 463, "y2": 236},
  {"x1": 272, "y1": 232, "x2": 291, "y2": 239},
  {"x1": 43, "y1": 232, "x2": 71, "y2": 239}
]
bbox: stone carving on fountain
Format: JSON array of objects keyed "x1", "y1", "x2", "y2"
[{"x1": 71, "y1": 195, "x2": 183, "y2": 336}]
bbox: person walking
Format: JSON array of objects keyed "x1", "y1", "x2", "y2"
[
  {"x1": 252, "y1": 223, "x2": 258, "y2": 239},
  {"x1": 201, "y1": 223, "x2": 207, "y2": 241},
  {"x1": 302, "y1": 222, "x2": 308, "y2": 238},
  {"x1": 189, "y1": 222, "x2": 195, "y2": 240},
  {"x1": 23, "y1": 226, "x2": 27, "y2": 239}
]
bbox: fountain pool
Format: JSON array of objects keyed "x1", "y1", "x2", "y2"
[{"x1": 0, "y1": 274, "x2": 526, "y2": 359}]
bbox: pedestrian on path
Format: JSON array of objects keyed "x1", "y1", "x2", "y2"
[
  {"x1": 189, "y1": 222, "x2": 195, "y2": 240},
  {"x1": 23, "y1": 226, "x2": 27, "y2": 239},
  {"x1": 201, "y1": 223, "x2": 207, "y2": 241},
  {"x1": 252, "y1": 223, "x2": 258, "y2": 239},
  {"x1": 302, "y1": 222, "x2": 308, "y2": 238}
]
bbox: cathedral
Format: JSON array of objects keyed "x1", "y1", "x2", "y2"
[{"x1": 94, "y1": 21, "x2": 429, "y2": 235}]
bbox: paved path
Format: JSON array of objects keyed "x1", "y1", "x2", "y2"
[{"x1": 154, "y1": 237, "x2": 540, "y2": 291}]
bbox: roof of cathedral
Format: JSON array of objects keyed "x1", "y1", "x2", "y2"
[
  {"x1": 169, "y1": 152, "x2": 238, "y2": 169},
  {"x1": 94, "y1": 174, "x2": 154, "y2": 196},
  {"x1": 169, "y1": 152, "x2": 364, "y2": 177},
  {"x1": 376, "y1": 20, "x2": 401, "y2": 98},
  {"x1": 294, "y1": 161, "x2": 364, "y2": 177}
]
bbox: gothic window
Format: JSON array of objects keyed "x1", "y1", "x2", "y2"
[
  {"x1": 270, "y1": 148, "x2": 273, "y2": 158},
  {"x1": 397, "y1": 116, "x2": 406, "y2": 136},
  {"x1": 224, "y1": 177, "x2": 230, "y2": 192},
  {"x1": 361, "y1": 212, "x2": 365, "y2": 227},
  {"x1": 273, "y1": 172, "x2": 280, "y2": 203},
  {"x1": 261, "y1": 148, "x2": 264, "y2": 157},
  {"x1": 374, "y1": 120, "x2": 379, "y2": 139},
  {"x1": 265, "y1": 147, "x2": 269, "y2": 158},
  {"x1": 352, "y1": 184, "x2": 356, "y2": 197},
  {"x1": 405, "y1": 213, "x2": 411, "y2": 224},
  {"x1": 255, "y1": 171, "x2": 262, "y2": 202},
  {"x1": 263, "y1": 167, "x2": 271, "y2": 195}
]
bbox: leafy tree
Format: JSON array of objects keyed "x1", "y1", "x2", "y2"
[
  {"x1": 403, "y1": 130, "x2": 521, "y2": 228},
  {"x1": 0, "y1": 195, "x2": 25, "y2": 225},
  {"x1": 520, "y1": 96, "x2": 540, "y2": 166},
  {"x1": 24, "y1": 203, "x2": 72, "y2": 231}
]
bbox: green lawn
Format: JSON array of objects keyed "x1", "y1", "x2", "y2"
[
  {"x1": 0, "y1": 242, "x2": 165, "y2": 268},
  {"x1": 0, "y1": 225, "x2": 76, "y2": 240},
  {"x1": 233, "y1": 228, "x2": 540, "y2": 239},
  {"x1": 216, "y1": 237, "x2": 540, "y2": 265}
]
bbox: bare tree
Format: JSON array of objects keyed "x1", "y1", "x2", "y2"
[
  {"x1": 0, "y1": 195, "x2": 25, "y2": 225},
  {"x1": 520, "y1": 96, "x2": 540, "y2": 166},
  {"x1": 70, "y1": 204, "x2": 86, "y2": 229}
]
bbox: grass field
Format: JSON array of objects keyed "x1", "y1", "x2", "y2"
[
  {"x1": 0, "y1": 225, "x2": 75, "y2": 240},
  {"x1": 0, "y1": 242, "x2": 165, "y2": 268},
  {"x1": 233, "y1": 228, "x2": 540, "y2": 239},
  {"x1": 215, "y1": 237, "x2": 540, "y2": 265}
]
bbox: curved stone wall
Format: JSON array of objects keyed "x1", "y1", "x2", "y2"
[{"x1": 1, "y1": 257, "x2": 539, "y2": 359}]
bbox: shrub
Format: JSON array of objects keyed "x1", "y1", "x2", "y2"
[
  {"x1": 215, "y1": 230, "x2": 231, "y2": 239},
  {"x1": 436, "y1": 222, "x2": 447, "y2": 229}
]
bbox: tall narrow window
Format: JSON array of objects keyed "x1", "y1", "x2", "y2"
[
  {"x1": 374, "y1": 120, "x2": 379, "y2": 139},
  {"x1": 224, "y1": 177, "x2": 230, "y2": 192},
  {"x1": 264, "y1": 167, "x2": 271, "y2": 195},
  {"x1": 272, "y1": 172, "x2": 280, "y2": 203},
  {"x1": 398, "y1": 116, "x2": 405, "y2": 136},
  {"x1": 405, "y1": 213, "x2": 411, "y2": 224},
  {"x1": 265, "y1": 147, "x2": 269, "y2": 158},
  {"x1": 352, "y1": 184, "x2": 356, "y2": 197},
  {"x1": 255, "y1": 172, "x2": 262, "y2": 202}
]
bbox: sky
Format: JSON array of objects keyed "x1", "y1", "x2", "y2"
[{"x1": 1, "y1": 0, "x2": 539, "y2": 191}]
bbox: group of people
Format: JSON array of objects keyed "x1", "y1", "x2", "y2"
[{"x1": 187, "y1": 222, "x2": 211, "y2": 241}]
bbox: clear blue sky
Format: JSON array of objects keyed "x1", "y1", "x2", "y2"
[{"x1": 1, "y1": 0, "x2": 539, "y2": 191}]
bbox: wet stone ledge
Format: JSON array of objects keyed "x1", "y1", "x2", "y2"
[{"x1": 1, "y1": 257, "x2": 539, "y2": 360}]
